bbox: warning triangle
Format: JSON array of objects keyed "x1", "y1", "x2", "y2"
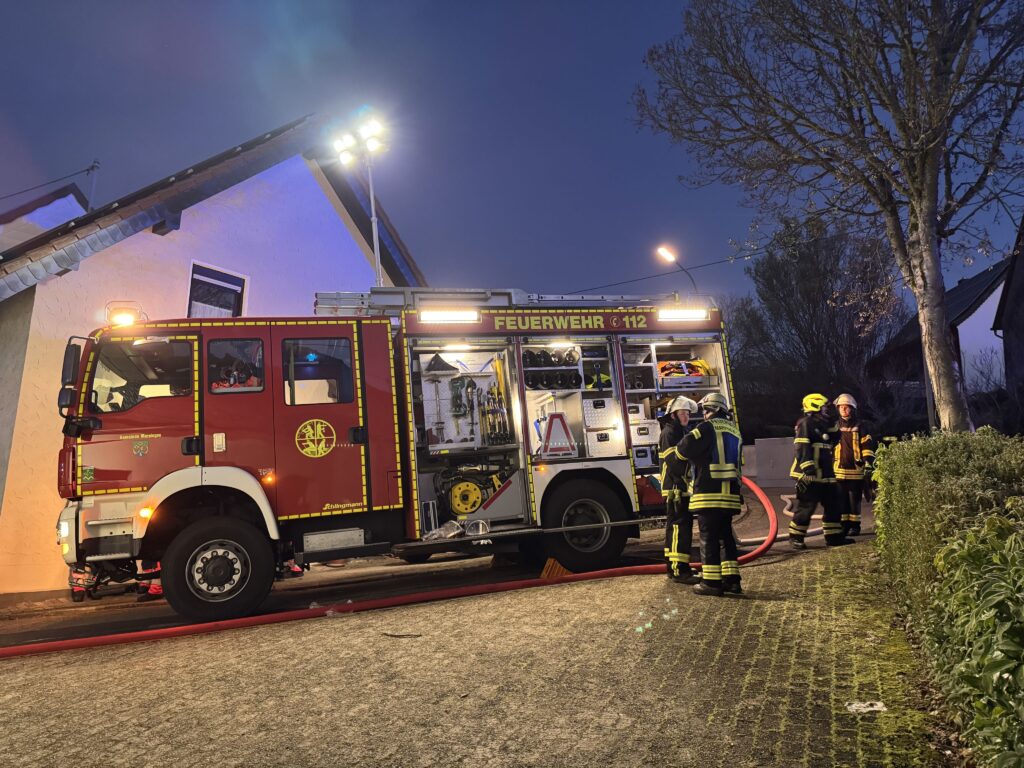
[{"x1": 541, "y1": 412, "x2": 577, "y2": 457}]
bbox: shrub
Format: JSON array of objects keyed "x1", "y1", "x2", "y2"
[{"x1": 874, "y1": 428, "x2": 1024, "y2": 765}]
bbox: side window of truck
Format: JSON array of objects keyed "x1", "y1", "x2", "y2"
[
  {"x1": 282, "y1": 338, "x2": 354, "y2": 405},
  {"x1": 208, "y1": 339, "x2": 264, "y2": 393},
  {"x1": 92, "y1": 339, "x2": 193, "y2": 413}
]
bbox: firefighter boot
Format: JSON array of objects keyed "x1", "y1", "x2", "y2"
[
  {"x1": 672, "y1": 568, "x2": 699, "y2": 585},
  {"x1": 693, "y1": 581, "x2": 724, "y2": 597},
  {"x1": 137, "y1": 583, "x2": 164, "y2": 603}
]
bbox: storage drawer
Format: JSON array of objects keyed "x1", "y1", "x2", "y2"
[
  {"x1": 585, "y1": 429, "x2": 624, "y2": 457},
  {"x1": 629, "y1": 420, "x2": 660, "y2": 445},
  {"x1": 582, "y1": 397, "x2": 620, "y2": 429},
  {"x1": 632, "y1": 445, "x2": 657, "y2": 469}
]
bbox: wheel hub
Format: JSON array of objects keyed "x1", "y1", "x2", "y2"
[
  {"x1": 562, "y1": 499, "x2": 611, "y2": 553},
  {"x1": 188, "y1": 541, "x2": 247, "y2": 599}
]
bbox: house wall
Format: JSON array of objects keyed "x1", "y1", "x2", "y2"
[
  {"x1": 0, "y1": 155, "x2": 382, "y2": 594},
  {"x1": 1004, "y1": 269, "x2": 1024, "y2": 399},
  {"x1": 959, "y1": 284, "x2": 1005, "y2": 391}
]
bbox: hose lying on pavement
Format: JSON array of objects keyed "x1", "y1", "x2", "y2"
[{"x1": 0, "y1": 479, "x2": 779, "y2": 661}]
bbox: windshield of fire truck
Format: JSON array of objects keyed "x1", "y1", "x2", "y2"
[{"x1": 91, "y1": 339, "x2": 193, "y2": 413}]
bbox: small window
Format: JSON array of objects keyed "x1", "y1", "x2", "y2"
[
  {"x1": 208, "y1": 340, "x2": 265, "y2": 394},
  {"x1": 282, "y1": 338, "x2": 354, "y2": 405},
  {"x1": 188, "y1": 264, "x2": 246, "y2": 318},
  {"x1": 92, "y1": 340, "x2": 192, "y2": 413}
]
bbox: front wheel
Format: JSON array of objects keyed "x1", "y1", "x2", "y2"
[
  {"x1": 541, "y1": 479, "x2": 628, "y2": 572},
  {"x1": 162, "y1": 516, "x2": 274, "y2": 621}
]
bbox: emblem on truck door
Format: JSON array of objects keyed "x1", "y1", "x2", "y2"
[{"x1": 295, "y1": 419, "x2": 336, "y2": 458}]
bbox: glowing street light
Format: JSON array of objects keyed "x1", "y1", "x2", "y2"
[
  {"x1": 656, "y1": 244, "x2": 699, "y2": 294},
  {"x1": 333, "y1": 115, "x2": 389, "y2": 288}
]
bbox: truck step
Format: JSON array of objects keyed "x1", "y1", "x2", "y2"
[{"x1": 86, "y1": 552, "x2": 133, "y2": 562}]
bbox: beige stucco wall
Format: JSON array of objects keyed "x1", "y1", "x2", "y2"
[{"x1": 0, "y1": 155, "x2": 383, "y2": 594}]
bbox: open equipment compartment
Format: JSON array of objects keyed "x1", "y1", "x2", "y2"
[{"x1": 406, "y1": 335, "x2": 529, "y2": 533}]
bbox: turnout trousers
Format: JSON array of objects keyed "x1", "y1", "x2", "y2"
[
  {"x1": 789, "y1": 483, "x2": 845, "y2": 545},
  {"x1": 696, "y1": 509, "x2": 740, "y2": 589},
  {"x1": 663, "y1": 491, "x2": 693, "y2": 578},
  {"x1": 838, "y1": 479, "x2": 864, "y2": 535}
]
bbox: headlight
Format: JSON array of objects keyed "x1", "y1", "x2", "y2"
[{"x1": 59, "y1": 521, "x2": 70, "y2": 539}]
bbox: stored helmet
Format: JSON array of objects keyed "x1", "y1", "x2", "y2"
[
  {"x1": 802, "y1": 393, "x2": 829, "y2": 413},
  {"x1": 834, "y1": 393, "x2": 858, "y2": 409},
  {"x1": 666, "y1": 396, "x2": 699, "y2": 416},
  {"x1": 699, "y1": 392, "x2": 730, "y2": 414}
]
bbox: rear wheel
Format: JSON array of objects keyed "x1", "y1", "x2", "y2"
[
  {"x1": 162, "y1": 516, "x2": 274, "y2": 621},
  {"x1": 541, "y1": 479, "x2": 628, "y2": 572}
]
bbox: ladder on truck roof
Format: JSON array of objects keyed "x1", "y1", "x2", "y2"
[{"x1": 314, "y1": 287, "x2": 718, "y2": 317}]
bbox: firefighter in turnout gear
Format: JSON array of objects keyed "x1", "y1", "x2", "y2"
[
  {"x1": 675, "y1": 392, "x2": 743, "y2": 596},
  {"x1": 660, "y1": 396, "x2": 699, "y2": 584},
  {"x1": 833, "y1": 393, "x2": 876, "y2": 536},
  {"x1": 789, "y1": 393, "x2": 849, "y2": 548}
]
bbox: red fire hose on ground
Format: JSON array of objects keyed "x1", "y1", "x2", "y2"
[{"x1": 0, "y1": 479, "x2": 778, "y2": 661}]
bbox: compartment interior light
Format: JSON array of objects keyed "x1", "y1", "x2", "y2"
[
  {"x1": 419, "y1": 309, "x2": 481, "y2": 324},
  {"x1": 658, "y1": 308, "x2": 709, "y2": 322}
]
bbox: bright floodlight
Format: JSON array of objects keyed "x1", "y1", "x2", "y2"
[
  {"x1": 657, "y1": 246, "x2": 677, "y2": 263},
  {"x1": 419, "y1": 309, "x2": 481, "y2": 324},
  {"x1": 339, "y1": 150, "x2": 356, "y2": 166},
  {"x1": 333, "y1": 134, "x2": 357, "y2": 153},
  {"x1": 658, "y1": 307, "x2": 709, "y2": 322},
  {"x1": 110, "y1": 311, "x2": 137, "y2": 327},
  {"x1": 359, "y1": 119, "x2": 384, "y2": 140},
  {"x1": 365, "y1": 136, "x2": 384, "y2": 153}
]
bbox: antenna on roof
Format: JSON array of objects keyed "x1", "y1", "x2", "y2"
[{"x1": 86, "y1": 160, "x2": 100, "y2": 212}]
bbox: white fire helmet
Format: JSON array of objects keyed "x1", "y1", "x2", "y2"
[
  {"x1": 834, "y1": 393, "x2": 858, "y2": 409},
  {"x1": 666, "y1": 396, "x2": 699, "y2": 417}
]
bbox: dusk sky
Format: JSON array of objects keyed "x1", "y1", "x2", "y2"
[{"x1": 1, "y1": 1, "x2": 1015, "y2": 301}]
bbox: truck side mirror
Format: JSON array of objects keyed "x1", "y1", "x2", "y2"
[
  {"x1": 61, "y1": 343, "x2": 81, "y2": 386},
  {"x1": 57, "y1": 387, "x2": 76, "y2": 416}
]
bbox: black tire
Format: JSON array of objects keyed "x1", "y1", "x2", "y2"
[
  {"x1": 162, "y1": 516, "x2": 274, "y2": 621},
  {"x1": 399, "y1": 552, "x2": 432, "y2": 565},
  {"x1": 541, "y1": 479, "x2": 628, "y2": 572}
]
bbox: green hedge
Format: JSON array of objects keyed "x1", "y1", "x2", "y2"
[{"x1": 874, "y1": 428, "x2": 1024, "y2": 765}]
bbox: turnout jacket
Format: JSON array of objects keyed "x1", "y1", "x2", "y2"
[
  {"x1": 834, "y1": 418, "x2": 876, "y2": 480},
  {"x1": 789, "y1": 415, "x2": 839, "y2": 483},
  {"x1": 659, "y1": 420, "x2": 691, "y2": 497},
  {"x1": 674, "y1": 416, "x2": 743, "y2": 512}
]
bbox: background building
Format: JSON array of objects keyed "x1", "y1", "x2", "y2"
[{"x1": 0, "y1": 116, "x2": 425, "y2": 597}]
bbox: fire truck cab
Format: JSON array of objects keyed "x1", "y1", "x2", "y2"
[{"x1": 56, "y1": 288, "x2": 736, "y2": 620}]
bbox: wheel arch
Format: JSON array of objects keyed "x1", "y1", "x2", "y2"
[
  {"x1": 539, "y1": 467, "x2": 639, "y2": 538},
  {"x1": 136, "y1": 467, "x2": 280, "y2": 559}
]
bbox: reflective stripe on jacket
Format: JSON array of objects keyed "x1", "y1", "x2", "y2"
[
  {"x1": 789, "y1": 415, "x2": 838, "y2": 483},
  {"x1": 676, "y1": 416, "x2": 743, "y2": 511}
]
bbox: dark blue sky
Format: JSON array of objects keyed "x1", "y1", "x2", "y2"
[{"x1": 0, "y1": 1, "x2": 1014, "y2": 299}]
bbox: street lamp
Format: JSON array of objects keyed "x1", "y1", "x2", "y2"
[
  {"x1": 656, "y1": 245, "x2": 699, "y2": 294},
  {"x1": 334, "y1": 117, "x2": 388, "y2": 288}
]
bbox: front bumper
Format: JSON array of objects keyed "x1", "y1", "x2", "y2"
[{"x1": 56, "y1": 498, "x2": 142, "y2": 567}]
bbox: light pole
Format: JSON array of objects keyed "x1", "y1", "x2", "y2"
[
  {"x1": 335, "y1": 118, "x2": 387, "y2": 288},
  {"x1": 656, "y1": 245, "x2": 699, "y2": 294}
]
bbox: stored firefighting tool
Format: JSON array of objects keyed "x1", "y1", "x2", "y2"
[{"x1": 466, "y1": 378, "x2": 478, "y2": 441}]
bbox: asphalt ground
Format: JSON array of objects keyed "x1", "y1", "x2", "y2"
[{"x1": 0, "y1": 532, "x2": 949, "y2": 768}]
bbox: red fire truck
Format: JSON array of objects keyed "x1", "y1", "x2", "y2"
[{"x1": 56, "y1": 288, "x2": 739, "y2": 620}]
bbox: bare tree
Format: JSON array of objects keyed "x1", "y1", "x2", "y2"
[
  {"x1": 722, "y1": 218, "x2": 911, "y2": 437},
  {"x1": 636, "y1": 0, "x2": 1024, "y2": 430}
]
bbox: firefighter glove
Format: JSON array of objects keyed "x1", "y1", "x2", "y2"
[{"x1": 796, "y1": 475, "x2": 812, "y2": 495}]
